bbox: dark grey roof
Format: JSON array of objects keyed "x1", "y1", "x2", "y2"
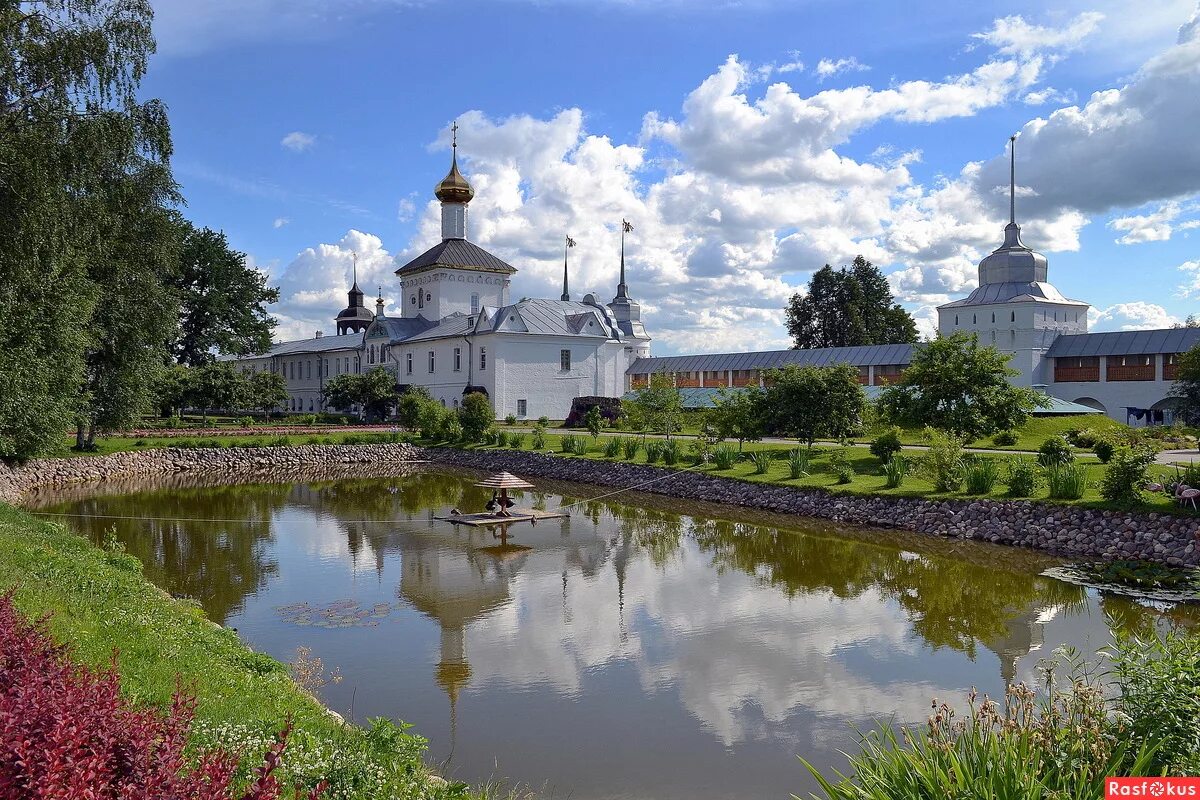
[
  {"x1": 1045, "y1": 328, "x2": 1200, "y2": 358},
  {"x1": 940, "y1": 281, "x2": 1088, "y2": 309},
  {"x1": 480, "y1": 299, "x2": 617, "y2": 338},
  {"x1": 627, "y1": 344, "x2": 914, "y2": 375},
  {"x1": 401, "y1": 313, "x2": 476, "y2": 343},
  {"x1": 335, "y1": 305, "x2": 376, "y2": 322},
  {"x1": 367, "y1": 316, "x2": 436, "y2": 341},
  {"x1": 395, "y1": 239, "x2": 517, "y2": 276},
  {"x1": 223, "y1": 332, "x2": 364, "y2": 360}
]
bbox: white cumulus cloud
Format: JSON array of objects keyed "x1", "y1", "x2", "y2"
[
  {"x1": 280, "y1": 131, "x2": 316, "y2": 153},
  {"x1": 814, "y1": 56, "x2": 869, "y2": 81},
  {"x1": 1090, "y1": 301, "x2": 1181, "y2": 330}
]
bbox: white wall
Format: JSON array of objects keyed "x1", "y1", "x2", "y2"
[
  {"x1": 492, "y1": 336, "x2": 627, "y2": 420},
  {"x1": 937, "y1": 301, "x2": 1087, "y2": 386},
  {"x1": 400, "y1": 268, "x2": 508, "y2": 320},
  {"x1": 1048, "y1": 355, "x2": 1180, "y2": 423}
]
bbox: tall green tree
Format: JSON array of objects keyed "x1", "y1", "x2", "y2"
[
  {"x1": 877, "y1": 332, "x2": 1047, "y2": 440},
  {"x1": 1169, "y1": 343, "x2": 1200, "y2": 426},
  {"x1": 247, "y1": 370, "x2": 288, "y2": 417},
  {"x1": 625, "y1": 374, "x2": 684, "y2": 439},
  {"x1": 458, "y1": 392, "x2": 494, "y2": 441},
  {"x1": 1, "y1": 0, "x2": 171, "y2": 460},
  {"x1": 172, "y1": 223, "x2": 279, "y2": 366},
  {"x1": 186, "y1": 363, "x2": 247, "y2": 424},
  {"x1": 322, "y1": 367, "x2": 398, "y2": 421},
  {"x1": 710, "y1": 386, "x2": 768, "y2": 451},
  {"x1": 785, "y1": 256, "x2": 918, "y2": 349},
  {"x1": 763, "y1": 363, "x2": 867, "y2": 448}
]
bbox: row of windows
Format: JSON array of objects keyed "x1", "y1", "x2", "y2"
[
  {"x1": 409, "y1": 291, "x2": 482, "y2": 313},
  {"x1": 267, "y1": 356, "x2": 358, "y2": 382},
  {"x1": 403, "y1": 346, "x2": 490, "y2": 375},
  {"x1": 952, "y1": 310, "x2": 1083, "y2": 326}
]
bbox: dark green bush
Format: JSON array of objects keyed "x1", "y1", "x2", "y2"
[
  {"x1": 869, "y1": 427, "x2": 903, "y2": 463},
  {"x1": 992, "y1": 430, "x2": 1018, "y2": 447},
  {"x1": 1005, "y1": 458, "x2": 1039, "y2": 497},
  {"x1": 1093, "y1": 440, "x2": 1115, "y2": 463},
  {"x1": 1037, "y1": 435, "x2": 1075, "y2": 467},
  {"x1": 1098, "y1": 446, "x2": 1156, "y2": 506}
]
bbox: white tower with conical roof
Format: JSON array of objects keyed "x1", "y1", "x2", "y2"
[{"x1": 937, "y1": 136, "x2": 1090, "y2": 386}]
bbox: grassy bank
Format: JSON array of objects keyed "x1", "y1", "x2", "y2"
[{"x1": 0, "y1": 503, "x2": 475, "y2": 798}]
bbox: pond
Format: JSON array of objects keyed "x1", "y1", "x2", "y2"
[{"x1": 32, "y1": 469, "x2": 1200, "y2": 800}]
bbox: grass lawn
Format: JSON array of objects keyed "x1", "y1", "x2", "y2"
[
  {"x1": 473, "y1": 432, "x2": 1198, "y2": 516},
  {"x1": 0, "y1": 503, "x2": 480, "y2": 798}
]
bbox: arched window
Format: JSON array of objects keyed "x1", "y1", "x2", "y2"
[
  {"x1": 309, "y1": 398, "x2": 314, "y2": 411},
  {"x1": 418, "y1": 291, "x2": 424, "y2": 309},
  {"x1": 972, "y1": 314, "x2": 977, "y2": 325},
  {"x1": 428, "y1": 350, "x2": 435, "y2": 373},
  {"x1": 991, "y1": 312, "x2": 995, "y2": 323},
  {"x1": 1011, "y1": 311, "x2": 1015, "y2": 322},
  {"x1": 955, "y1": 315, "x2": 959, "y2": 325},
  {"x1": 471, "y1": 293, "x2": 479, "y2": 314}
]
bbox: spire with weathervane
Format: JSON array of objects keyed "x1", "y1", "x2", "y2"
[
  {"x1": 435, "y1": 121, "x2": 475, "y2": 241},
  {"x1": 615, "y1": 219, "x2": 633, "y2": 300},
  {"x1": 561, "y1": 235, "x2": 576, "y2": 301}
]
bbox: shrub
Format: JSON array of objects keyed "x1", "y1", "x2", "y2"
[
  {"x1": 1093, "y1": 439, "x2": 1115, "y2": 463},
  {"x1": 869, "y1": 427, "x2": 903, "y2": 463},
  {"x1": 1108, "y1": 630, "x2": 1200, "y2": 775},
  {"x1": 564, "y1": 396, "x2": 622, "y2": 428},
  {"x1": 992, "y1": 429, "x2": 1018, "y2": 447},
  {"x1": 883, "y1": 454, "x2": 909, "y2": 488},
  {"x1": 585, "y1": 406, "x2": 604, "y2": 439},
  {"x1": 1047, "y1": 462, "x2": 1088, "y2": 499},
  {"x1": 504, "y1": 413, "x2": 517, "y2": 426},
  {"x1": 622, "y1": 437, "x2": 641, "y2": 460},
  {"x1": 1065, "y1": 427, "x2": 1103, "y2": 448},
  {"x1": 662, "y1": 440, "x2": 680, "y2": 466},
  {"x1": 749, "y1": 450, "x2": 771, "y2": 475},
  {"x1": 0, "y1": 592, "x2": 315, "y2": 800},
  {"x1": 238, "y1": 416, "x2": 255, "y2": 428},
  {"x1": 570, "y1": 436, "x2": 589, "y2": 456},
  {"x1": 435, "y1": 415, "x2": 462, "y2": 443},
  {"x1": 1098, "y1": 446, "x2": 1156, "y2": 506},
  {"x1": 788, "y1": 448, "x2": 810, "y2": 479},
  {"x1": 963, "y1": 458, "x2": 1000, "y2": 494},
  {"x1": 538, "y1": 415, "x2": 550, "y2": 427},
  {"x1": 496, "y1": 430, "x2": 509, "y2": 448},
  {"x1": 1037, "y1": 435, "x2": 1075, "y2": 467},
  {"x1": 828, "y1": 448, "x2": 853, "y2": 484},
  {"x1": 920, "y1": 428, "x2": 966, "y2": 492},
  {"x1": 802, "y1": 648, "x2": 1160, "y2": 799},
  {"x1": 458, "y1": 393, "x2": 494, "y2": 441},
  {"x1": 645, "y1": 441, "x2": 664, "y2": 464},
  {"x1": 712, "y1": 444, "x2": 737, "y2": 470},
  {"x1": 509, "y1": 433, "x2": 525, "y2": 449},
  {"x1": 531, "y1": 427, "x2": 546, "y2": 450},
  {"x1": 163, "y1": 415, "x2": 181, "y2": 429},
  {"x1": 1005, "y1": 458, "x2": 1040, "y2": 497},
  {"x1": 133, "y1": 439, "x2": 147, "y2": 447},
  {"x1": 559, "y1": 434, "x2": 576, "y2": 453},
  {"x1": 603, "y1": 437, "x2": 621, "y2": 458}
]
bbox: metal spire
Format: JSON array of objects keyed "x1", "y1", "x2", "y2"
[
  {"x1": 351, "y1": 251, "x2": 359, "y2": 288},
  {"x1": 616, "y1": 219, "x2": 633, "y2": 299},
  {"x1": 562, "y1": 235, "x2": 576, "y2": 302},
  {"x1": 1009, "y1": 134, "x2": 1017, "y2": 225}
]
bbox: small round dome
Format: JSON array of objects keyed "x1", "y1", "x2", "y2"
[{"x1": 435, "y1": 156, "x2": 474, "y2": 204}]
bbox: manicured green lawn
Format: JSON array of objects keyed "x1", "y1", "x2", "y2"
[
  {"x1": 473, "y1": 433, "x2": 1196, "y2": 516},
  {"x1": 0, "y1": 503, "x2": 476, "y2": 798}
]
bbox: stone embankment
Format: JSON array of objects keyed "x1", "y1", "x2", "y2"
[
  {"x1": 3, "y1": 442, "x2": 1198, "y2": 566},
  {"x1": 0, "y1": 444, "x2": 424, "y2": 505},
  {"x1": 420, "y1": 447, "x2": 1200, "y2": 567}
]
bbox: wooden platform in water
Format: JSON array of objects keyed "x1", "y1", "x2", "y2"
[{"x1": 434, "y1": 508, "x2": 568, "y2": 526}]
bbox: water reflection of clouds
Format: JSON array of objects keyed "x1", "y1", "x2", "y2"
[{"x1": 464, "y1": 540, "x2": 943, "y2": 748}]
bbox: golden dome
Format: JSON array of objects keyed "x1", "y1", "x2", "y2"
[{"x1": 434, "y1": 153, "x2": 474, "y2": 204}]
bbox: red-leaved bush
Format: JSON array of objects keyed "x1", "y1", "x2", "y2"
[{"x1": 0, "y1": 591, "x2": 324, "y2": 799}]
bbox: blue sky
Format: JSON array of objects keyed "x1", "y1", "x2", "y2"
[{"x1": 147, "y1": 0, "x2": 1200, "y2": 353}]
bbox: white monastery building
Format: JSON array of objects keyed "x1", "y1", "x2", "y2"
[
  {"x1": 231, "y1": 135, "x2": 1196, "y2": 424},
  {"x1": 229, "y1": 136, "x2": 651, "y2": 420}
]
